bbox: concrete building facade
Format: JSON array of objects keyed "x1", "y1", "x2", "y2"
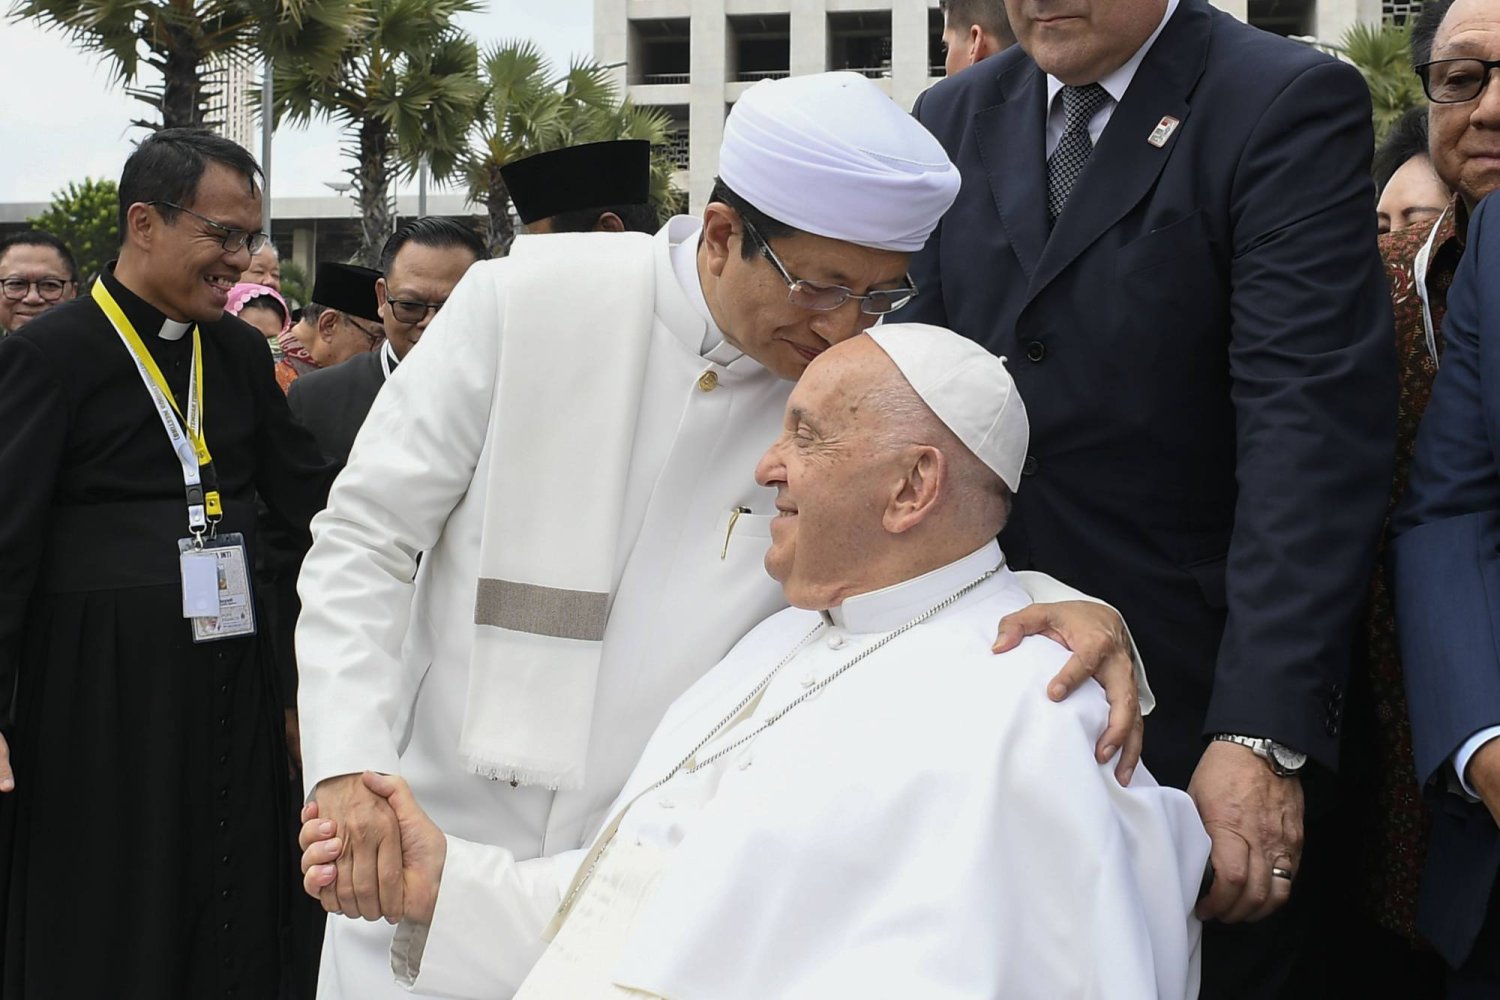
[{"x1": 594, "y1": 0, "x2": 1386, "y2": 211}]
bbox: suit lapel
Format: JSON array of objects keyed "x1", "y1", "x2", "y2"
[
  {"x1": 1027, "y1": 0, "x2": 1211, "y2": 303},
  {"x1": 975, "y1": 62, "x2": 1050, "y2": 284}
]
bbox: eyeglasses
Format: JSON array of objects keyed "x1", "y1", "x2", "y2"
[
  {"x1": 383, "y1": 291, "x2": 447, "y2": 325},
  {"x1": 742, "y1": 220, "x2": 919, "y2": 316},
  {"x1": 345, "y1": 315, "x2": 385, "y2": 347},
  {"x1": 1416, "y1": 58, "x2": 1500, "y2": 104},
  {"x1": 148, "y1": 201, "x2": 269, "y2": 254},
  {"x1": 1, "y1": 277, "x2": 71, "y2": 302}
]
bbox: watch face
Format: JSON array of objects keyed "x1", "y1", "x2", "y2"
[{"x1": 1270, "y1": 744, "x2": 1308, "y2": 773}]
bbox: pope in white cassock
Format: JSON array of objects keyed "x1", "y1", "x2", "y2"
[
  {"x1": 301, "y1": 324, "x2": 1210, "y2": 999},
  {"x1": 295, "y1": 72, "x2": 1153, "y2": 999}
]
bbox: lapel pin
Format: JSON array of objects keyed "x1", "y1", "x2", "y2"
[{"x1": 1147, "y1": 116, "x2": 1180, "y2": 148}]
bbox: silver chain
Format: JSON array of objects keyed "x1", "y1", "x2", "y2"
[
  {"x1": 556, "y1": 564, "x2": 1000, "y2": 920},
  {"x1": 652, "y1": 563, "x2": 1001, "y2": 792}
]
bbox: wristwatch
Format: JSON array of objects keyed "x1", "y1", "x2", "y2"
[{"x1": 1211, "y1": 733, "x2": 1308, "y2": 777}]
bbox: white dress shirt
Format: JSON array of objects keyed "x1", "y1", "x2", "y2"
[{"x1": 1044, "y1": 0, "x2": 1181, "y2": 158}]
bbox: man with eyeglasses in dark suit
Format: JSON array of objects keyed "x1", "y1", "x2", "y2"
[{"x1": 0, "y1": 230, "x2": 78, "y2": 336}]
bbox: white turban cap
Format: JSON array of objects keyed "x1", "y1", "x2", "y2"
[
  {"x1": 718, "y1": 72, "x2": 961, "y2": 253},
  {"x1": 867, "y1": 324, "x2": 1030, "y2": 492}
]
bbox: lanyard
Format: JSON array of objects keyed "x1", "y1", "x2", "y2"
[
  {"x1": 1414, "y1": 206, "x2": 1449, "y2": 368},
  {"x1": 91, "y1": 280, "x2": 222, "y2": 537}
]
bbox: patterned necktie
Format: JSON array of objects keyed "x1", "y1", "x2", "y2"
[{"x1": 1046, "y1": 83, "x2": 1112, "y2": 224}]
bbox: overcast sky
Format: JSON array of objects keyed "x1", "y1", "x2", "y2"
[{"x1": 0, "y1": 1, "x2": 593, "y2": 204}]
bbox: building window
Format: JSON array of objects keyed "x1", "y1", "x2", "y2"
[
  {"x1": 629, "y1": 18, "x2": 691, "y2": 85},
  {"x1": 728, "y1": 14, "x2": 791, "y2": 82},
  {"x1": 828, "y1": 11, "x2": 894, "y2": 78},
  {"x1": 1247, "y1": 0, "x2": 1314, "y2": 37},
  {"x1": 643, "y1": 104, "x2": 691, "y2": 171},
  {"x1": 929, "y1": 7, "x2": 946, "y2": 78}
]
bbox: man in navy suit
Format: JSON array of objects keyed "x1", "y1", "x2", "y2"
[
  {"x1": 1392, "y1": 187, "x2": 1500, "y2": 996},
  {"x1": 898, "y1": 0, "x2": 1396, "y2": 993}
]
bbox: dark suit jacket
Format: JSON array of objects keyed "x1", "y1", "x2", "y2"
[
  {"x1": 286, "y1": 350, "x2": 387, "y2": 466},
  {"x1": 900, "y1": 0, "x2": 1396, "y2": 788},
  {"x1": 1391, "y1": 193, "x2": 1500, "y2": 968}
]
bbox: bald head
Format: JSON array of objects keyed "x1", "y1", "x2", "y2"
[{"x1": 755, "y1": 334, "x2": 1013, "y2": 610}]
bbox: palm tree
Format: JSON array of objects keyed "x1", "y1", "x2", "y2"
[
  {"x1": 272, "y1": 0, "x2": 484, "y2": 265},
  {"x1": 7, "y1": 0, "x2": 361, "y2": 130},
  {"x1": 465, "y1": 41, "x2": 680, "y2": 256},
  {"x1": 1314, "y1": 21, "x2": 1425, "y2": 145}
]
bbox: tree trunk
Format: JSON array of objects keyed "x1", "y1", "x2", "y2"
[
  {"x1": 158, "y1": 26, "x2": 206, "y2": 129},
  {"x1": 353, "y1": 119, "x2": 393, "y2": 267},
  {"x1": 487, "y1": 165, "x2": 516, "y2": 258}
]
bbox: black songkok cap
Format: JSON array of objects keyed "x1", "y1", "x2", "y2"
[
  {"x1": 311, "y1": 262, "x2": 382, "y2": 323},
  {"x1": 500, "y1": 140, "x2": 652, "y2": 225}
]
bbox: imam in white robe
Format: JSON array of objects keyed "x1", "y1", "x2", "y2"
[
  {"x1": 398, "y1": 541, "x2": 1209, "y2": 1000},
  {"x1": 297, "y1": 219, "x2": 1149, "y2": 999}
]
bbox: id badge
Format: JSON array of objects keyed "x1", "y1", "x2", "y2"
[{"x1": 176, "y1": 533, "x2": 257, "y2": 643}]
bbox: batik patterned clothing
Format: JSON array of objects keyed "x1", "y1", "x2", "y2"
[{"x1": 1356, "y1": 199, "x2": 1464, "y2": 940}]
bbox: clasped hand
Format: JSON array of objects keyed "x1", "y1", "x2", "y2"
[{"x1": 302, "y1": 771, "x2": 445, "y2": 926}]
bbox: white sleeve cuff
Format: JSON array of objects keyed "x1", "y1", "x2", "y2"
[
  {"x1": 1453, "y1": 727, "x2": 1500, "y2": 799},
  {"x1": 390, "y1": 836, "x2": 585, "y2": 998},
  {"x1": 1012, "y1": 569, "x2": 1155, "y2": 715}
]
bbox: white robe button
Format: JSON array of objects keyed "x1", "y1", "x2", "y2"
[
  {"x1": 658, "y1": 796, "x2": 676, "y2": 809},
  {"x1": 826, "y1": 634, "x2": 847, "y2": 649},
  {"x1": 800, "y1": 672, "x2": 817, "y2": 688}
]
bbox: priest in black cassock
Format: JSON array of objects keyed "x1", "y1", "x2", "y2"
[{"x1": 0, "y1": 129, "x2": 333, "y2": 997}]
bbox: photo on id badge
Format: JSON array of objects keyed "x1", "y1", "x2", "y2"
[{"x1": 177, "y1": 533, "x2": 258, "y2": 643}]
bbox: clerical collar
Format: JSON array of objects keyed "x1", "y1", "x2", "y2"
[
  {"x1": 380, "y1": 339, "x2": 400, "y2": 380},
  {"x1": 99, "y1": 264, "x2": 193, "y2": 344},
  {"x1": 822, "y1": 540, "x2": 1005, "y2": 634},
  {"x1": 666, "y1": 215, "x2": 741, "y2": 363},
  {"x1": 158, "y1": 319, "x2": 190, "y2": 341}
]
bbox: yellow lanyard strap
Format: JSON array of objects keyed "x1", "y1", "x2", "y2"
[{"x1": 91, "y1": 281, "x2": 223, "y2": 523}]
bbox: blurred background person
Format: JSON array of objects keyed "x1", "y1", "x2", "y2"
[
  {"x1": 0, "y1": 230, "x2": 79, "y2": 335},
  {"x1": 226, "y1": 281, "x2": 292, "y2": 358},
  {"x1": 274, "y1": 262, "x2": 383, "y2": 393},
  {"x1": 938, "y1": 0, "x2": 1014, "y2": 77},
  {"x1": 1375, "y1": 105, "x2": 1451, "y2": 236},
  {"x1": 291, "y1": 217, "x2": 485, "y2": 468},
  {"x1": 501, "y1": 139, "x2": 659, "y2": 235},
  {"x1": 242, "y1": 240, "x2": 281, "y2": 291}
]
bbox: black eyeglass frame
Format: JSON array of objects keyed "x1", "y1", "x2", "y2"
[
  {"x1": 1415, "y1": 57, "x2": 1500, "y2": 104},
  {"x1": 382, "y1": 289, "x2": 447, "y2": 325},
  {"x1": 148, "y1": 200, "x2": 269, "y2": 255},
  {"x1": 0, "y1": 277, "x2": 73, "y2": 302},
  {"x1": 741, "y1": 219, "x2": 919, "y2": 316}
]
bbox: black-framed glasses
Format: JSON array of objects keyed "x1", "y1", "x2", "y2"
[
  {"x1": 148, "y1": 200, "x2": 269, "y2": 254},
  {"x1": 1416, "y1": 58, "x2": 1500, "y2": 104},
  {"x1": 1, "y1": 277, "x2": 71, "y2": 302},
  {"x1": 383, "y1": 290, "x2": 446, "y2": 325},
  {"x1": 742, "y1": 220, "x2": 919, "y2": 316}
]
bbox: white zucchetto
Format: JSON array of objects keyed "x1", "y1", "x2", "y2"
[
  {"x1": 718, "y1": 72, "x2": 961, "y2": 253},
  {"x1": 867, "y1": 324, "x2": 1030, "y2": 492}
]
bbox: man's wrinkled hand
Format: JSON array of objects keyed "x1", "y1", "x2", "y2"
[
  {"x1": 994, "y1": 600, "x2": 1142, "y2": 784},
  {"x1": 1466, "y1": 738, "x2": 1500, "y2": 828},
  {"x1": 313, "y1": 771, "x2": 404, "y2": 922},
  {"x1": 1189, "y1": 740, "x2": 1304, "y2": 923},
  {"x1": 302, "y1": 774, "x2": 447, "y2": 926}
]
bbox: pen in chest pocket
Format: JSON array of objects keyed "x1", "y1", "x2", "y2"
[{"x1": 721, "y1": 506, "x2": 752, "y2": 560}]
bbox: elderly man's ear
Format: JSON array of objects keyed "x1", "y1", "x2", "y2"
[{"x1": 883, "y1": 446, "x2": 946, "y2": 534}]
